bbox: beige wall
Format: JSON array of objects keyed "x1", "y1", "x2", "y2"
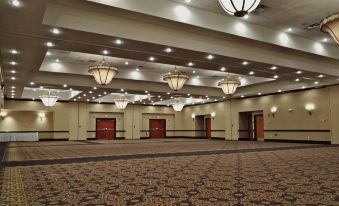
[{"x1": 2, "y1": 85, "x2": 339, "y2": 144}]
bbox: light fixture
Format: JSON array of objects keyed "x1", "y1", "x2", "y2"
[
  {"x1": 102, "y1": 50, "x2": 109, "y2": 55},
  {"x1": 218, "y1": 75, "x2": 241, "y2": 95},
  {"x1": 273, "y1": 75, "x2": 279, "y2": 79},
  {"x1": 188, "y1": 62, "x2": 194, "y2": 67},
  {"x1": 11, "y1": 0, "x2": 21, "y2": 7},
  {"x1": 39, "y1": 90, "x2": 59, "y2": 107},
  {"x1": 114, "y1": 39, "x2": 123, "y2": 45},
  {"x1": 63, "y1": 84, "x2": 67, "y2": 88},
  {"x1": 218, "y1": 0, "x2": 261, "y2": 17},
  {"x1": 249, "y1": 71, "x2": 255, "y2": 75},
  {"x1": 172, "y1": 98, "x2": 185, "y2": 112},
  {"x1": 242, "y1": 61, "x2": 249, "y2": 65},
  {"x1": 10, "y1": 49, "x2": 18, "y2": 54},
  {"x1": 149, "y1": 56, "x2": 155, "y2": 61},
  {"x1": 165, "y1": 48, "x2": 173, "y2": 53},
  {"x1": 207, "y1": 54, "x2": 214, "y2": 60},
  {"x1": 296, "y1": 71, "x2": 302, "y2": 74},
  {"x1": 11, "y1": 77, "x2": 16, "y2": 80},
  {"x1": 220, "y1": 67, "x2": 226, "y2": 71},
  {"x1": 185, "y1": 0, "x2": 191, "y2": 3},
  {"x1": 46, "y1": 42, "x2": 54, "y2": 47},
  {"x1": 191, "y1": 113, "x2": 195, "y2": 120},
  {"x1": 10, "y1": 70, "x2": 16, "y2": 74},
  {"x1": 114, "y1": 96, "x2": 129, "y2": 110},
  {"x1": 271, "y1": 66, "x2": 277, "y2": 70},
  {"x1": 287, "y1": 27, "x2": 293, "y2": 32},
  {"x1": 318, "y1": 74, "x2": 325, "y2": 78},
  {"x1": 211, "y1": 112, "x2": 216, "y2": 120},
  {"x1": 88, "y1": 58, "x2": 118, "y2": 85},
  {"x1": 10, "y1": 61, "x2": 17, "y2": 65},
  {"x1": 38, "y1": 112, "x2": 46, "y2": 119},
  {"x1": 0, "y1": 111, "x2": 7, "y2": 118},
  {"x1": 51, "y1": 28, "x2": 60, "y2": 35},
  {"x1": 163, "y1": 66, "x2": 189, "y2": 91},
  {"x1": 305, "y1": 103, "x2": 315, "y2": 114},
  {"x1": 270, "y1": 106, "x2": 278, "y2": 114},
  {"x1": 320, "y1": 13, "x2": 339, "y2": 45}
]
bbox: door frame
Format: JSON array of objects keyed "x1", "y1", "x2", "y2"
[
  {"x1": 149, "y1": 119, "x2": 166, "y2": 138},
  {"x1": 95, "y1": 118, "x2": 116, "y2": 140},
  {"x1": 254, "y1": 114, "x2": 264, "y2": 140}
]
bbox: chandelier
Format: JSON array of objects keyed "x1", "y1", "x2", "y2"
[
  {"x1": 321, "y1": 13, "x2": 339, "y2": 45},
  {"x1": 218, "y1": 0, "x2": 261, "y2": 17},
  {"x1": 39, "y1": 90, "x2": 59, "y2": 107},
  {"x1": 218, "y1": 76, "x2": 241, "y2": 95},
  {"x1": 88, "y1": 58, "x2": 119, "y2": 85},
  {"x1": 163, "y1": 67, "x2": 189, "y2": 91},
  {"x1": 114, "y1": 96, "x2": 129, "y2": 110},
  {"x1": 172, "y1": 98, "x2": 185, "y2": 112}
]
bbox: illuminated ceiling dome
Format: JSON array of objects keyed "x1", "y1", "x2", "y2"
[
  {"x1": 218, "y1": 0, "x2": 262, "y2": 17},
  {"x1": 321, "y1": 13, "x2": 339, "y2": 45}
]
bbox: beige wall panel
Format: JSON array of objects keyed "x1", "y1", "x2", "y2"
[{"x1": 329, "y1": 85, "x2": 339, "y2": 144}]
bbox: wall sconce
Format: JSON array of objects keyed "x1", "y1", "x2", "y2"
[
  {"x1": 38, "y1": 112, "x2": 46, "y2": 120},
  {"x1": 0, "y1": 111, "x2": 7, "y2": 119},
  {"x1": 191, "y1": 114, "x2": 195, "y2": 121},
  {"x1": 211, "y1": 112, "x2": 216, "y2": 120},
  {"x1": 270, "y1": 106, "x2": 278, "y2": 117},
  {"x1": 305, "y1": 103, "x2": 315, "y2": 115}
]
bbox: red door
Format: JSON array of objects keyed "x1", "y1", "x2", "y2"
[
  {"x1": 205, "y1": 118, "x2": 211, "y2": 139},
  {"x1": 96, "y1": 118, "x2": 116, "y2": 140},
  {"x1": 255, "y1": 115, "x2": 264, "y2": 140},
  {"x1": 149, "y1": 119, "x2": 166, "y2": 138}
]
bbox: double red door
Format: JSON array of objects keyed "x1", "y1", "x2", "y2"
[
  {"x1": 96, "y1": 118, "x2": 116, "y2": 140},
  {"x1": 149, "y1": 119, "x2": 166, "y2": 138},
  {"x1": 205, "y1": 118, "x2": 211, "y2": 138}
]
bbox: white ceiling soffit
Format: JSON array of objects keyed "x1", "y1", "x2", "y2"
[
  {"x1": 21, "y1": 88, "x2": 82, "y2": 100},
  {"x1": 87, "y1": 0, "x2": 339, "y2": 59}
]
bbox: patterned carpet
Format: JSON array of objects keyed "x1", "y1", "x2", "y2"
[{"x1": 0, "y1": 140, "x2": 338, "y2": 205}]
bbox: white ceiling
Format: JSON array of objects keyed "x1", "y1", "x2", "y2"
[{"x1": 170, "y1": 0, "x2": 339, "y2": 44}]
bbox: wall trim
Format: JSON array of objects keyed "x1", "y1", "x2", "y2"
[
  {"x1": 264, "y1": 130, "x2": 331, "y2": 132},
  {"x1": 264, "y1": 139, "x2": 331, "y2": 144}
]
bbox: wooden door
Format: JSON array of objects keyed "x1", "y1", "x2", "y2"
[
  {"x1": 205, "y1": 118, "x2": 212, "y2": 138},
  {"x1": 149, "y1": 119, "x2": 166, "y2": 138},
  {"x1": 96, "y1": 118, "x2": 116, "y2": 140},
  {"x1": 254, "y1": 115, "x2": 264, "y2": 140},
  {"x1": 248, "y1": 115, "x2": 253, "y2": 140}
]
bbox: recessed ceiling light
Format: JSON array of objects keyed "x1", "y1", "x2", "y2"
[
  {"x1": 314, "y1": 81, "x2": 319, "y2": 85},
  {"x1": 296, "y1": 71, "x2": 302, "y2": 74},
  {"x1": 302, "y1": 86, "x2": 306, "y2": 89},
  {"x1": 270, "y1": 66, "x2": 277, "y2": 70},
  {"x1": 83, "y1": 94, "x2": 87, "y2": 96},
  {"x1": 11, "y1": 77, "x2": 16, "y2": 80},
  {"x1": 243, "y1": 14, "x2": 249, "y2": 19},
  {"x1": 103, "y1": 92, "x2": 107, "y2": 95},
  {"x1": 63, "y1": 84, "x2": 67, "y2": 88},
  {"x1": 93, "y1": 87, "x2": 97, "y2": 90},
  {"x1": 87, "y1": 99, "x2": 90, "y2": 102},
  {"x1": 55, "y1": 59, "x2": 59, "y2": 62},
  {"x1": 197, "y1": 76, "x2": 200, "y2": 79},
  {"x1": 10, "y1": 70, "x2": 16, "y2": 74},
  {"x1": 11, "y1": 86, "x2": 15, "y2": 89},
  {"x1": 220, "y1": 67, "x2": 226, "y2": 71},
  {"x1": 278, "y1": 89, "x2": 282, "y2": 93},
  {"x1": 287, "y1": 27, "x2": 293, "y2": 32},
  {"x1": 273, "y1": 75, "x2": 279, "y2": 79},
  {"x1": 39, "y1": 86, "x2": 44, "y2": 89},
  {"x1": 92, "y1": 97, "x2": 95, "y2": 99},
  {"x1": 241, "y1": 95, "x2": 245, "y2": 98},
  {"x1": 10, "y1": 49, "x2": 18, "y2": 54},
  {"x1": 322, "y1": 38, "x2": 328, "y2": 42},
  {"x1": 145, "y1": 90, "x2": 148, "y2": 93},
  {"x1": 46, "y1": 51, "x2": 51, "y2": 56},
  {"x1": 51, "y1": 28, "x2": 60, "y2": 35},
  {"x1": 187, "y1": 94, "x2": 191, "y2": 96},
  {"x1": 46, "y1": 42, "x2": 54, "y2": 47},
  {"x1": 295, "y1": 78, "x2": 300, "y2": 82},
  {"x1": 102, "y1": 50, "x2": 109, "y2": 55},
  {"x1": 10, "y1": 61, "x2": 17, "y2": 65},
  {"x1": 242, "y1": 61, "x2": 249, "y2": 65},
  {"x1": 192, "y1": 70, "x2": 196, "y2": 74},
  {"x1": 30, "y1": 82, "x2": 35, "y2": 85},
  {"x1": 69, "y1": 88, "x2": 73, "y2": 91},
  {"x1": 149, "y1": 56, "x2": 155, "y2": 61},
  {"x1": 318, "y1": 74, "x2": 325, "y2": 78},
  {"x1": 258, "y1": 93, "x2": 262, "y2": 95},
  {"x1": 114, "y1": 39, "x2": 123, "y2": 45},
  {"x1": 89, "y1": 91, "x2": 93, "y2": 94},
  {"x1": 11, "y1": 0, "x2": 21, "y2": 7},
  {"x1": 124, "y1": 61, "x2": 129, "y2": 65},
  {"x1": 207, "y1": 54, "x2": 214, "y2": 60},
  {"x1": 188, "y1": 62, "x2": 194, "y2": 67},
  {"x1": 185, "y1": 0, "x2": 191, "y2": 3},
  {"x1": 164, "y1": 48, "x2": 172, "y2": 53},
  {"x1": 166, "y1": 92, "x2": 170, "y2": 95},
  {"x1": 249, "y1": 71, "x2": 255, "y2": 75},
  {"x1": 136, "y1": 68, "x2": 140, "y2": 71}
]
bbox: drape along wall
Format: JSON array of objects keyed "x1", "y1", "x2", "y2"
[{"x1": 2, "y1": 85, "x2": 339, "y2": 144}]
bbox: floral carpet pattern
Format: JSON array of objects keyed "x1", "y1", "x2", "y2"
[{"x1": 0, "y1": 140, "x2": 338, "y2": 205}]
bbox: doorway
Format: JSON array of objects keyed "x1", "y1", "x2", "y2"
[
  {"x1": 149, "y1": 119, "x2": 166, "y2": 138},
  {"x1": 254, "y1": 114, "x2": 264, "y2": 140},
  {"x1": 96, "y1": 118, "x2": 116, "y2": 140},
  {"x1": 205, "y1": 117, "x2": 212, "y2": 138}
]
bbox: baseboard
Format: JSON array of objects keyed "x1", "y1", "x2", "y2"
[
  {"x1": 264, "y1": 139, "x2": 331, "y2": 144},
  {"x1": 210, "y1": 137, "x2": 224, "y2": 140},
  {"x1": 39, "y1": 138, "x2": 69, "y2": 141},
  {"x1": 86, "y1": 137, "x2": 126, "y2": 140}
]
